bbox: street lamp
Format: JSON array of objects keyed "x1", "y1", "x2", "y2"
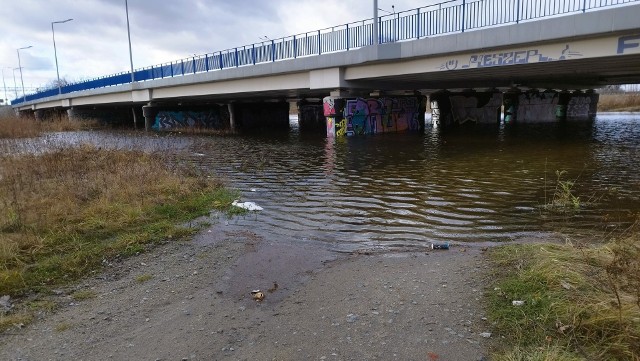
[
  {"x1": 12, "y1": 68, "x2": 19, "y2": 99},
  {"x1": 52, "y1": 18, "x2": 73, "y2": 95},
  {"x1": 125, "y1": 0, "x2": 135, "y2": 83},
  {"x1": 17, "y1": 46, "x2": 32, "y2": 102},
  {"x1": 1, "y1": 67, "x2": 11, "y2": 105}
]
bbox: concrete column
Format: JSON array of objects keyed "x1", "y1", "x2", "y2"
[
  {"x1": 66, "y1": 107, "x2": 77, "y2": 121},
  {"x1": 297, "y1": 99, "x2": 326, "y2": 134},
  {"x1": 33, "y1": 109, "x2": 45, "y2": 121},
  {"x1": 429, "y1": 91, "x2": 452, "y2": 127},
  {"x1": 449, "y1": 89, "x2": 502, "y2": 125},
  {"x1": 142, "y1": 102, "x2": 158, "y2": 131},
  {"x1": 566, "y1": 90, "x2": 599, "y2": 121},
  {"x1": 503, "y1": 88, "x2": 520, "y2": 123},
  {"x1": 131, "y1": 107, "x2": 138, "y2": 129},
  {"x1": 323, "y1": 96, "x2": 346, "y2": 137},
  {"x1": 227, "y1": 103, "x2": 236, "y2": 131},
  {"x1": 516, "y1": 89, "x2": 559, "y2": 123}
]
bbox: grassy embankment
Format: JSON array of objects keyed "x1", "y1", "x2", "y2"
[
  {"x1": 487, "y1": 174, "x2": 639, "y2": 360},
  {"x1": 0, "y1": 114, "x2": 241, "y2": 331},
  {"x1": 598, "y1": 93, "x2": 640, "y2": 112}
]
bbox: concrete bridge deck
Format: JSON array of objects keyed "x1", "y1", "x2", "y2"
[{"x1": 10, "y1": 1, "x2": 640, "y2": 134}]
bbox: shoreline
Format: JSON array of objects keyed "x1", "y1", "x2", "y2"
[{"x1": 0, "y1": 216, "x2": 492, "y2": 360}]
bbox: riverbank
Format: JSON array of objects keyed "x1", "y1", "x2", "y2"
[
  {"x1": 598, "y1": 93, "x2": 640, "y2": 112},
  {"x1": 487, "y1": 230, "x2": 640, "y2": 360},
  {"x1": 0, "y1": 219, "x2": 492, "y2": 360},
  {"x1": 0, "y1": 138, "x2": 242, "y2": 332}
]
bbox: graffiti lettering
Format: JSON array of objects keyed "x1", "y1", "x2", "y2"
[
  {"x1": 448, "y1": 45, "x2": 581, "y2": 70},
  {"x1": 617, "y1": 35, "x2": 640, "y2": 54}
]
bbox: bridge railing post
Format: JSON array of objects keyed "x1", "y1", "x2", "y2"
[
  {"x1": 193, "y1": 56, "x2": 196, "y2": 74},
  {"x1": 582, "y1": 0, "x2": 587, "y2": 13},
  {"x1": 293, "y1": 35, "x2": 297, "y2": 58},
  {"x1": 516, "y1": 0, "x2": 521, "y2": 24},
  {"x1": 181, "y1": 59, "x2": 184, "y2": 76},
  {"x1": 219, "y1": 51, "x2": 223, "y2": 69},
  {"x1": 170, "y1": 61, "x2": 174, "y2": 77},
  {"x1": 318, "y1": 30, "x2": 321, "y2": 55},
  {"x1": 252, "y1": 44, "x2": 256, "y2": 65},
  {"x1": 346, "y1": 24, "x2": 350, "y2": 51},
  {"x1": 205, "y1": 55, "x2": 209, "y2": 72},
  {"x1": 271, "y1": 40, "x2": 276, "y2": 62},
  {"x1": 461, "y1": 0, "x2": 466, "y2": 32},
  {"x1": 235, "y1": 48, "x2": 239, "y2": 67},
  {"x1": 416, "y1": 8, "x2": 420, "y2": 39}
]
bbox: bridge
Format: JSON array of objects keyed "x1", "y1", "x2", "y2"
[{"x1": 11, "y1": 0, "x2": 640, "y2": 135}]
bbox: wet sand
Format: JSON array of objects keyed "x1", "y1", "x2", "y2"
[{"x1": 1, "y1": 220, "x2": 491, "y2": 360}]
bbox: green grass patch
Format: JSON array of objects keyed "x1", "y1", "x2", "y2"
[
  {"x1": 136, "y1": 274, "x2": 153, "y2": 283},
  {"x1": 487, "y1": 230, "x2": 640, "y2": 360},
  {"x1": 71, "y1": 290, "x2": 97, "y2": 301}
]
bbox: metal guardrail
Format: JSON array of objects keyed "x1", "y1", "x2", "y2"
[{"x1": 12, "y1": 0, "x2": 639, "y2": 105}]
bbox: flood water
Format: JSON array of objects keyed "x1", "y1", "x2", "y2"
[{"x1": 22, "y1": 113, "x2": 640, "y2": 252}]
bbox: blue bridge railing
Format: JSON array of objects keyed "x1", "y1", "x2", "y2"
[{"x1": 12, "y1": 0, "x2": 638, "y2": 105}]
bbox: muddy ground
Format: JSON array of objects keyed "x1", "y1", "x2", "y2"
[{"x1": 1, "y1": 219, "x2": 492, "y2": 360}]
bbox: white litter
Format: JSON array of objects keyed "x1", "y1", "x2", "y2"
[
  {"x1": 512, "y1": 300, "x2": 525, "y2": 306},
  {"x1": 232, "y1": 200, "x2": 263, "y2": 211}
]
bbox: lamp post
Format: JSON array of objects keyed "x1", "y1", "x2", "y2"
[
  {"x1": 373, "y1": 0, "x2": 379, "y2": 45},
  {"x1": 17, "y1": 46, "x2": 32, "y2": 102},
  {"x1": 2, "y1": 67, "x2": 10, "y2": 105},
  {"x1": 125, "y1": 0, "x2": 135, "y2": 83},
  {"x1": 52, "y1": 18, "x2": 73, "y2": 95},
  {"x1": 12, "y1": 68, "x2": 19, "y2": 99}
]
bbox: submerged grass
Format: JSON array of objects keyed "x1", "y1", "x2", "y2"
[
  {"x1": 487, "y1": 225, "x2": 640, "y2": 360},
  {"x1": 0, "y1": 142, "x2": 241, "y2": 331}
]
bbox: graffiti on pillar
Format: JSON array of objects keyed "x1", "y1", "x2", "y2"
[
  {"x1": 326, "y1": 117, "x2": 336, "y2": 137},
  {"x1": 449, "y1": 93, "x2": 502, "y2": 124},
  {"x1": 567, "y1": 96, "x2": 591, "y2": 118},
  {"x1": 153, "y1": 110, "x2": 229, "y2": 130},
  {"x1": 332, "y1": 97, "x2": 421, "y2": 136},
  {"x1": 323, "y1": 98, "x2": 336, "y2": 116},
  {"x1": 336, "y1": 117, "x2": 347, "y2": 137},
  {"x1": 517, "y1": 92, "x2": 559, "y2": 123}
]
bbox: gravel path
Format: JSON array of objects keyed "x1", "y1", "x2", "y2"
[{"x1": 1, "y1": 220, "x2": 492, "y2": 360}]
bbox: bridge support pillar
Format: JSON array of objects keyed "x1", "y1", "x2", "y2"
[
  {"x1": 298, "y1": 99, "x2": 326, "y2": 134},
  {"x1": 449, "y1": 90, "x2": 502, "y2": 125},
  {"x1": 142, "y1": 103, "x2": 158, "y2": 132},
  {"x1": 565, "y1": 90, "x2": 598, "y2": 121},
  {"x1": 33, "y1": 109, "x2": 45, "y2": 121},
  {"x1": 429, "y1": 91, "x2": 452, "y2": 127},
  {"x1": 67, "y1": 107, "x2": 78, "y2": 121},
  {"x1": 324, "y1": 94, "x2": 425, "y2": 137},
  {"x1": 514, "y1": 90, "x2": 559, "y2": 123},
  {"x1": 227, "y1": 103, "x2": 236, "y2": 131},
  {"x1": 234, "y1": 102, "x2": 289, "y2": 131},
  {"x1": 323, "y1": 96, "x2": 346, "y2": 137}
]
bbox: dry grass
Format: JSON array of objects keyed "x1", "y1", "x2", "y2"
[
  {"x1": 0, "y1": 113, "x2": 97, "y2": 139},
  {"x1": 488, "y1": 225, "x2": 640, "y2": 360},
  {"x1": 598, "y1": 93, "x2": 640, "y2": 112},
  {"x1": 0, "y1": 144, "x2": 240, "y2": 315}
]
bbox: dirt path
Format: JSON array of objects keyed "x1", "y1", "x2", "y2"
[{"x1": 1, "y1": 220, "x2": 492, "y2": 360}]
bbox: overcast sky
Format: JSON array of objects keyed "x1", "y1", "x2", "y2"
[{"x1": 0, "y1": 0, "x2": 438, "y2": 99}]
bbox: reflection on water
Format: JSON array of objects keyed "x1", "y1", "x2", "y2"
[{"x1": 5, "y1": 114, "x2": 639, "y2": 251}]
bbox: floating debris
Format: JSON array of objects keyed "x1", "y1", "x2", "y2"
[{"x1": 232, "y1": 200, "x2": 263, "y2": 211}]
